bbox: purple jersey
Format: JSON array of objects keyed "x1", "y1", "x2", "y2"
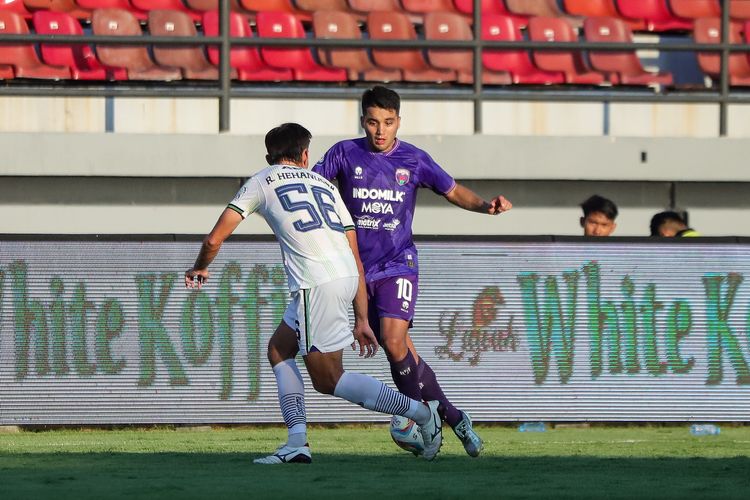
[{"x1": 313, "y1": 137, "x2": 456, "y2": 282}]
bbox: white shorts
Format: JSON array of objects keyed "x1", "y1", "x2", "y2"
[{"x1": 282, "y1": 276, "x2": 358, "y2": 356}]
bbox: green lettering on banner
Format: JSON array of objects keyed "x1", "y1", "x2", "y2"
[
  {"x1": 583, "y1": 262, "x2": 603, "y2": 378},
  {"x1": 270, "y1": 266, "x2": 287, "y2": 323},
  {"x1": 96, "y1": 299, "x2": 126, "y2": 375},
  {"x1": 703, "y1": 273, "x2": 750, "y2": 385},
  {"x1": 49, "y1": 278, "x2": 70, "y2": 375},
  {"x1": 665, "y1": 300, "x2": 695, "y2": 374},
  {"x1": 135, "y1": 273, "x2": 187, "y2": 387},
  {"x1": 641, "y1": 284, "x2": 668, "y2": 376},
  {"x1": 181, "y1": 290, "x2": 214, "y2": 366},
  {"x1": 69, "y1": 282, "x2": 96, "y2": 376},
  {"x1": 10, "y1": 260, "x2": 50, "y2": 378},
  {"x1": 620, "y1": 277, "x2": 640, "y2": 374},
  {"x1": 517, "y1": 270, "x2": 578, "y2": 384},
  {"x1": 242, "y1": 264, "x2": 269, "y2": 400},
  {"x1": 216, "y1": 263, "x2": 241, "y2": 400}
]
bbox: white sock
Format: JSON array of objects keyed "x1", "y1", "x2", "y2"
[
  {"x1": 333, "y1": 371, "x2": 430, "y2": 425},
  {"x1": 272, "y1": 359, "x2": 307, "y2": 447}
]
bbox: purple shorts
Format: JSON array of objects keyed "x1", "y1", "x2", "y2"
[{"x1": 366, "y1": 274, "x2": 418, "y2": 343}]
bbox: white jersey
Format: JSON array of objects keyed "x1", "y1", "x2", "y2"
[{"x1": 228, "y1": 164, "x2": 358, "y2": 292}]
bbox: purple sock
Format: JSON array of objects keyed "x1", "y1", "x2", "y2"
[
  {"x1": 418, "y1": 358, "x2": 462, "y2": 428},
  {"x1": 389, "y1": 350, "x2": 421, "y2": 400}
]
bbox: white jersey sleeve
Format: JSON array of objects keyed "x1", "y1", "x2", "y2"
[{"x1": 227, "y1": 177, "x2": 263, "y2": 218}]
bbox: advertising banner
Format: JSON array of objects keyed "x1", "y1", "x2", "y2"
[{"x1": 1, "y1": 239, "x2": 748, "y2": 424}]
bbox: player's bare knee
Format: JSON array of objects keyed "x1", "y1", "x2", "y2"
[
  {"x1": 382, "y1": 337, "x2": 408, "y2": 360},
  {"x1": 310, "y1": 375, "x2": 336, "y2": 395}
]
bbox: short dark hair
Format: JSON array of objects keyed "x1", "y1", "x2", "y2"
[
  {"x1": 581, "y1": 195, "x2": 618, "y2": 220},
  {"x1": 361, "y1": 85, "x2": 400, "y2": 116},
  {"x1": 649, "y1": 211, "x2": 687, "y2": 236},
  {"x1": 265, "y1": 123, "x2": 312, "y2": 165}
]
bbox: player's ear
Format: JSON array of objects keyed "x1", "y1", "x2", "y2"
[
  {"x1": 301, "y1": 149, "x2": 309, "y2": 168},
  {"x1": 265, "y1": 154, "x2": 272, "y2": 165},
  {"x1": 580, "y1": 216, "x2": 585, "y2": 228}
]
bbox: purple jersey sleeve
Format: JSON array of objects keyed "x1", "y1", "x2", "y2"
[
  {"x1": 415, "y1": 148, "x2": 456, "y2": 196},
  {"x1": 312, "y1": 142, "x2": 345, "y2": 181}
]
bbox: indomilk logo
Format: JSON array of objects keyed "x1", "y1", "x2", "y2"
[{"x1": 352, "y1": 188, "x2": 405, "y2": 202}]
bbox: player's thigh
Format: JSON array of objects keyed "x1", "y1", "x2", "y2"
[{"x1": 284, "y1": 276, "x2": 358, "y2": 356}]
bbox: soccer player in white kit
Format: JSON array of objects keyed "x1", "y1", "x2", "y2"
[{"x1": 185, "y1": 123, "x2": 443, "y2": 463}]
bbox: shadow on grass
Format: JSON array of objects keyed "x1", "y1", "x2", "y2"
[{"x1": 1, "y1": 452, "x2": 749, "y2": 499}]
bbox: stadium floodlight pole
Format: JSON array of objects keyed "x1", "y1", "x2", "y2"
[
  {"x1": 719, "y1": 0, "x2": 730, "y2": 137},
  {"x1": 219, "y1": 0, "x2": 231, "y2": 133},
  {"x1": 472, "y1": 0, "x2": 482, "y2": 134}
]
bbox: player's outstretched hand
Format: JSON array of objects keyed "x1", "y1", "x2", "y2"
[
  {"x1": 185, "y1": 269, "x2": 209, "y2": 289},
  {"x1": 488, "y1": 195, "x2": 512, "y2": 215},
  {"x1": 352, "y1": 320, "x2": 378, "y2": 358}
]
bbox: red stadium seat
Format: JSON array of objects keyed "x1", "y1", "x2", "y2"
[
  {"x1": 730, "y1": 0, "x2": 750, "y2": 20},
  {"x1": 312, "y1": 10, "x2": 401, "y2": 82},
  {"x1": 616, "y1": 0, "x2": 692, "y2": 32},
  {"x1": 505, "y1": 0, "x2": 566, "y2": 17},
  {"x1": 256, "y1": 11, "x2": 347, "y2": 81},
  {"x1": 401, "y1": 0, "x2": 458, "y2": 15},
  {"x1": 24, "y1": 0, "x2": 91, "y2": 20},
  {"x1": 76, "y1": 0, "x2": 147, "y2": 20},
  {"x1": 130, "y1": 0, "x2": 202, "y2": 23},
  {"x1": 694, "y1": 17, "x2": 750, "y2": 85},
  {"x1": 92, "y1": 8, "x2": 182, "y2": 80},
  {"x1": 33, "y1": 10, "x2": 126, "y2": 80},
  {"x1": 563, "y1": 0, "x2": 646, "y2": 30},
  {"x1": 669, "y1": 0, "x2": 721, "y2": 20},
  {"x1": 202, "y1": 10, "x2": 292, "y2": 81},
  {"x1": 584, "y1": 16, "x2": 673, "y2": 86},
  {"x1": 348, "y1": 0, "x2": 403, "y2": 15},
  {"x1": 453, "y1": 0, "x2": 528, "y2": 25},
  {"x1": 0, "y1": 10, "x2": 70, "y2": 79},
  {"x1": 0, "y1": 0, "x2": 31, "y2": 20},
  {"x1": 528, "y1": 16, "x2": 606, "y2": 84},
  {"x1": 481, "y1": 14, "x2": 565, "y2": 84},
  {"x1": 423, "y1": 11, "x2": 511, "y2": 84},
  {"x1": 296, "y1": 0, "x2": 357, "y2": 15},
  {"x1": 0, "y1": 65, "x2": 14, "y2": 79},
  {"x1": 239, "y1": 0, "x2": 310, "y2": 21},
  {"x1": 367, "y1": 10, "x2": 456, "y2": 82},
  {"x1": 149, "y1": 10, "x2": 218, "y2": 80}
]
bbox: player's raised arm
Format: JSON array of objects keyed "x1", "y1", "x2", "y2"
[
  {"x1": 444, "y1": 183, "x2": 513, "y2": 215},
  {"x1": 185, "y1": 208, "x2": 243, "y2": 288}
]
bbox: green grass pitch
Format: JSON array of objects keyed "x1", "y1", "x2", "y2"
[{"x1": 1, "y1": 425, "x2": 749, "y2": 499}]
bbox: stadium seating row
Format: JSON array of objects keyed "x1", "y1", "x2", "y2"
[
  {"x1": 2, "y1": 1, "x2": 750, "y2": 32},
  {"x1": 1, "y1": 8, "x2": 749, "y2": 85}
]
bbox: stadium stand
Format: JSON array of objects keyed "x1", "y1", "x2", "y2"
[
  {"x1": 296, "y1": 0, "x2": 360, "y2": 18},
  {"x1": 367, "y1": 10, "x2": 457, "y2": 82},
  {"x1": 348, "y1": 0, "x2": 404, "y2": 17},
  {"x1": 91, "y1": 8, "x2": 182, "y2": 81},
  {"x1": 730, "y1": 0, "x2": 750, "y2": 19},
  {"x1": 0, "y1": 0, "x2": 31, "y2": 19},
  {"x1": 616, "y1": 0, "x2": 693, "y2": 32},
  {"x1": 481, "y1": 14, "x2": 565, "y2": 84},
  {"x1": 203, "y1": 10, "x2": 292, "y2": 81},
  {"x1": 0, "y1": 10, "x2": 70, "y2": 79},
  {"x1": 527, "y1": 16, "x2": 606, "y2": 85},
  {"x1": 130, "y1": 0, "x2": 203, "y2": 23},
  {"x1": 239, "y1": 0, "x2": 310, "y2": 21},
  {"x1": 669, "y1": 0, "x2": 722, "y2": 20},
  {"x1": 312, "y1": 10, "x2": 401, "y2": 82},
  {"x1": 185, "y1": 0, "x2": 243, "y2": 12},
  {"x1": 423, "y1": 11, "x2": 511, "y2": 84},
  {"x1": 453, "y1": 0, "x2": 528, "y2": 25},
  {"x1": 401, "y1": 0, "x2": 460, "y2": 16},
  {"x1": 23, "y1": 0, "x2": 91, "y2": 20},
  {"x1": 149, "y1": 9, "x2": 219, "y2": 80},
  {"x1": 694, "y1": 17, "x2": 750, "y2": 86},
  {"x1": 255, "y1": 10, "x2": 347, "y2": 81},
  {"x1": 33, "y1": 10, "x2": 126, "y2": 80},
  {"x1": 584, "y1": 16, "x2": 674, "y2": 86},
  {"x1": 76, "y1": 0, "x2": 147, "y2": 20},
  {"x1": 505, "y1": 0, "x2": 567, "y2": 18},
  {"x1": 563, "y1": 0, "x2": 646, "y2": 30}
]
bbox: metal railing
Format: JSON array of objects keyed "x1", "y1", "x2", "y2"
[{"x1": 0, "y1": 0, "x2": 746, "y2": 134}]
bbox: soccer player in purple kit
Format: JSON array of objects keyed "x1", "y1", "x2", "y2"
[{"x1": 313, "y1": 86, "x2": 513, "y2": 457}]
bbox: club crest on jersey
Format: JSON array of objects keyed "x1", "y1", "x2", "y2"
[{"x1": 395, "y1": 168, "x2": 410, "y2": 186}]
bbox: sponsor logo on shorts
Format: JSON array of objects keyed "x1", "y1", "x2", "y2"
[
  {"x1": 395, "y1": 168, "x2": 410, "y2": 186},
  {"x1": 383, "y1": 219, "x2": 401, "y2": 231},
  {"x1": 401, "y1": 300, "x2": 410, "y2": 312},
  {"x1": 356, "y1": 216, "x2": 381, "y2": 230}
]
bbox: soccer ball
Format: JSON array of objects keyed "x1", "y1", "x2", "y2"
[{"x1": 389, "y1": 415, "x2": 424, "y2": 456}]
